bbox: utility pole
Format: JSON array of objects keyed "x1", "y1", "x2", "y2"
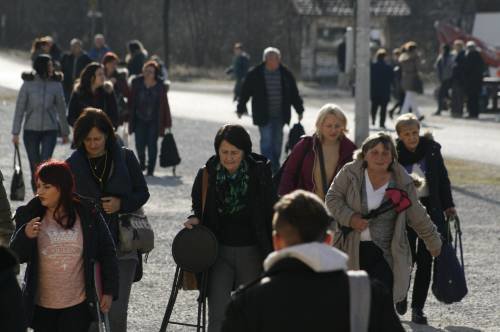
[
  {"x1": 354, "y1": 0, "x2": 370, "y2": 145},
  {"x1": 163, "y1": 0, "x2": 171, "y2": 67}
]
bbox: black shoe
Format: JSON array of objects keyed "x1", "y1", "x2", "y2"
[
  {"x1": 433, "y1": 110, "x2": 441, "y2": 116},
  {"x1": 411, "y1": 308, "x2": 428, "y2": 325},
  {"x1": 418, "y1": 115, "x2": 425, "y2": 122},
  {"x1": 395, "y1": 298, "x2": 407, "y2": 315}
]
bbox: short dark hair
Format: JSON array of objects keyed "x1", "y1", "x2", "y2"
[
  {"x1": 33, "y1": 54, "x2": 52, "y2": 79},
  {"x1": 214, "y1": 124, "x2": 252, "y2": 156},
  {"x1": 273, "y1": 190, "x2": 331, "y2": 244},
  {"x1": 72, "y1": 107, "x2": 116, "y2": 150}
]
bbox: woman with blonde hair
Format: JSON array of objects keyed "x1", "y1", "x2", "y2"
[{"x1": 278, "y1": 103, "x2": 356, "y2": 199}]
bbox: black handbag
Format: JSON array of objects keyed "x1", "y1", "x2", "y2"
[
  {"x1": 432, "y1": 216, "x2": 468, "y2": 304},
  {"x1": 10, "y1": 144, "x2": 25, "y2": 201},
  {"x1": 159, "y1": 131, "x2": 181, "y2": 172},
  {"x1": 285, "y1": 121, "x2": 305, "y2": 153}
]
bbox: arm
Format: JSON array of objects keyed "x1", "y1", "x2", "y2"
[
  {"x1": 9, "y1": 218, "x2": 35, "y2": 264},
  {"x1": 325, "y1": 166, "x2": 356, "y2": 227},
  {"x1": 278, "y1": 138, "x2": 308, "y2": 195},
  {"x1": 160, "y1": 85, "x2": 172, "y2": 130},
  {"x1": 120, "y1": 149, "x2": 150, "y2": 213},
  {"x1": 0, "y1": 172, "x2": 13, "y2": 245},
  {"x1": 12, "y1": 83, "x2": 28, "y2": 135},
  {"x1": 95, "y1": 211, "x2": 119, "y2": 299},
  {"x1": 106, "y1": 91, "x2": 119, "y2": 129},
  {"x1": 67, "y1": 92, "x2": 80, "y2": 127},
  {"x1": 55, "y1": 83, "x2": 70, "y2": 137},
  {"x1": 190, "y1": 168, "x2": 204, "y2": 219}
]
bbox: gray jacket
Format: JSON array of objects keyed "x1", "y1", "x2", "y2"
[{"x1": 12, "y1": 75, "x2": 70, "y2": 136}]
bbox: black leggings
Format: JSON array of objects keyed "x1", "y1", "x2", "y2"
[
  {"x1": 407, "y1": 227, "x2": 432, "y2": 310},
  {"x1": 32, "y1": 301, "x2": 91, "y2": 332},
  {"x1": 359, "y1": 241, "x2": 393, "y2": 295}
]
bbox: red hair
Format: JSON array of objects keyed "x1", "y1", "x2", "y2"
[{"x1": 35, "y1": 160, "x2": 77, "y2": 229}]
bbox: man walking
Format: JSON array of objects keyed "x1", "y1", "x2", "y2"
[
  {"x1": 60, "y1": 38, "x2": 92, "y2": 101},
  {"x1": 237, "y1": 47, "x2": 304, "y2": 173},
  {"x1": 464, "y1": 41, "x2": 486, "y2": 119},
  {"x1": 450, "y1": 40, "x2": 466, "y2": 118},
  {"x1": 222, "y1": 190, "x2": 403, "y2": 332},
  {"x1": 226, "y1": 42, "x2": 250, "y2": 101}
]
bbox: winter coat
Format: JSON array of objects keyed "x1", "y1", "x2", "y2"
[
  {"x1": 0, "y1": 170, "x2": 13, "y2": 245},
  {"x1": 399, "y1": 51, "x2": 420, "y2": 92},
  {"x1": 396, "y1": 135, "x2": 455, "y2": 236},
  {"x1": 66, "y1": 144, "x2": 150, "y2": 246},
  {"x1": 108, "y1": 69, "x2": 131, "y2": 124},
  {"x1": 221, "y1": 242, "x2": 404, "y2": 332},
  {"x1": 128, "y1": 76, "x2": 172, "y2": 135},
  {"x1": 452, "y1": 50, "x2": 466, "y2": 87},
  {"x1": 0, "y1": 246, "x2": 26, "y2": 332},
  {"x1": 67, "y1": 84, "x2": 119, "y2": 128},
  {"x1": 464, "y1": 49, "x2": 486, "y2": 94},
  {"x1": 278, "y1": 135, "x2": 356, "y2": 196},
  {"x1": 9, "y1": 197, "x2": 119, "y2": 326},
  {"x1": 237, "y1": 63, "x2": 304, "y2": 126},
  {"x1": 191, "y1": 153, "x2": 277, "y2": 259},
  {"x1": 12, "y1": 73, "x2": 70, "y2": 136},
  {"x1": 227, "y1": 52, "x2": 250, "y2": 80},
  {"x1": 325, "y1": 159, "x2": 442, "y2": 302},
  {"x1": 60, "y1": 52, "x2": 92, "y2": 98},
  {"x1": 370, "y1": 60, "x2": 394, "y2": 101},
  {"x1": 435, "y1": 53, "x2": 454, "y2": 82},
  {"x1": 127, "y1": 52, "x2": 147, "y2": 77}
]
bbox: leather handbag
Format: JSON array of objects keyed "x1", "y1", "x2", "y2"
[
  {"x1": 10, "y1": 144, "x2": 25, "y2": 201},
  {"x1": 118, "y1": 207, "x2": 155, "y2": 254},
  {"x1": 159, "y1": 131, "x2": 181, "y2": 168}
]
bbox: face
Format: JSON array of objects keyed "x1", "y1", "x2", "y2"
[
  {"x1": 143, "y1": 65, "x2": 156, "y2": 81},
  {"x1": 37, "y1": 179, "x2": 61, "y2": 209},
  {"x1": 364, "y1": 142, "x2": 393, "y2": 172},
  {"x1": 84, "y1": 127, "x2": 107, "y2": 157},
  {"x1": 105, "y1": 60, "x2": 117, "y2": 75},
  {"x1": 398, "y1": 125, "x2": 420, "y2": 152},
  {"x1": 47, "y1": 60, "x2": 54, "y2": 77},
  {"x1": 40, "y1": 42, "x2": 50, "y2": 53},
  {"x1": 234, "y1": 47, "x2": 242, "y2": 55},
  {"x1": 95, "y1": 37, "x2": 105, "y2": 48},
  {"x1": 218, "y1": 140, "x2": 244, "y2": 174},
  {"x1": 320, "y1": 114, "x2": 344, "y2": 143},
  {"x1": 265, "y1": 53, "x2": 280, "y2": 71},
  {"x1": 70, "y1": 43, "x2": 82, "y2": 55},
  {"x1": 92, "y1": 68, "x2": 105, "y2": 87}
]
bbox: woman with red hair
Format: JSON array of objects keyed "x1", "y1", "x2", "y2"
[{"x1": 10, "y1": 160, "x2": 118, "y2": 332}]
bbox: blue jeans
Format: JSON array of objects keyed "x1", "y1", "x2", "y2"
[
  {"x1": 134, "y1": 120, "x2": 158, "y2": 174},
  {"x1": 258, "y1": 117, "x2": 284, "y2": 173},
  {"x1": 23, "y1": 130, "x2": 58, "y2": 191}
]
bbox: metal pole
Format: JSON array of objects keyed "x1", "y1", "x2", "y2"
[{"x1": 354, "y1": 0, "x2": 370, "y2": 145}]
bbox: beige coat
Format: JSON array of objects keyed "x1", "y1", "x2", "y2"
[{"x1": 325, "y1": 159, "x2": 442, "y2": 302}]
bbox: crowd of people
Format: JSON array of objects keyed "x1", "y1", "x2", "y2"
[{"x1": 0, "y1": 33, "x2": 462, "y2": 332}]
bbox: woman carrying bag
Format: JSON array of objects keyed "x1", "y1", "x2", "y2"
[{"x1": 183, "y1": 124, "x2": 277, "y2": 332}]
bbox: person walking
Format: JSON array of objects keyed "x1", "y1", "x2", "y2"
[
  {"x1": 278, "y1": 104, "x2": 356, "y2": 199},
  {"x1": 9, "y1": 160, "x2": 118, "y2": 332},
  {"x1": 434, "y1": 44, "x2": 454, "y2": 115},
  {"x1": 237, "y1": 47, "x2": 304, "y2": 173},
  {"x1": 88, "y1": 34, "x2": 111, "y2": 62},
  {"x1": 388, "y1": 48, "x2": 405, "y2": 119},
  {"x1": 325, "y1": 132, "x2": 442, "y2": 304},
  {"x1": 395, "y1": 113, "x2": 457, "y2": 324},
  {"x1": 67, "y1": 62, "x2": 119, "y2": 128},
  {"x1": 60, "y1": 39, "x2": 92, "y2": 102},
  {"x1": 126, "y1": 40, "x2": 148, "y2": 77},
  {"x1": 184, "y1": 124, "x2": 277, "y2": 332},
  {"x1": 66, "y1": 108, "x2": 149, "y2": 332},
  {"x1": 464, "y1": 41, "x2": 486, "y2": 119},
  {"x1": 451, "y1": 40, "x2": 466, "y2": 118},
  {"x1": 12, "y1": 54, "x2": 70, "y2": 192},
  {"x1": 129, "y1": 60, "x2": 172, "y2": 176},
  {"x1": 222, "y1": 190, "x2": 404, "y2": 332},
  {"x1": 399, "y1": 42, "x2": 424, "y2": 121},
  {"x1": 370, "y1": 49, "x2": 394, "y2": 128},
  {"x1": 225, "y1": 42, "x2": 250, "y2": 101},
  {"x1": 102, "y1": 52, "x2": 130, "y2": 126}
]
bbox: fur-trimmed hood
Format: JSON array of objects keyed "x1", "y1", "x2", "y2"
[{"x1": 21, "y1": 71, "x2": 63, "y2": 82}]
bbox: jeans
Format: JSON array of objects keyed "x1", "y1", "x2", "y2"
[
  {"x1": 371, "y1": 98, "x2": 388, "y2": 127},
  {"x1": 32, "y1": 301, "x2": 91, "y2": 332},
  {"x1": 401, "y1": 91, "x2": 422, "y2": 118},
  {"x1": 23, "y1": 130, "x2": 58, "y2": 192},
  {"x1": 134, "y1": 120, "x2": 159, "y2": 174},
  {"x1": 258, "y1": 117, "x2": 284, "y2": 173},
  {"x1": 207, "y1": 245, "x2": 262, "y2": 332}
]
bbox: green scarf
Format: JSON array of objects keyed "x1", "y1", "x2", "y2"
[{"x1": 215, "y1": 160, "x2": 249, "y2": 215}]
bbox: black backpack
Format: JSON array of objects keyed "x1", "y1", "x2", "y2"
[{"x1": 285, "y1": 122, "x2": 305, "y2": 153}]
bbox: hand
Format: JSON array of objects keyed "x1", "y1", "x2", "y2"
[
  {"x1": 445, "y1": 207, "x2": 457, "y2": 218},
  {"x1": 100, "y1": 294, "x2": 113, "y2": 313},
  {"x1": 25, "y1": 217, "x2": 42, "y2": 239},
  {"x1": 298, "y1": 113, "x2": 304, "y2": 121},
  {"x1": 12, "y1": 135, "x2": 19, "y2": 145},
  {"x1": 62, "y1": 136, "x2": 69, "y2": 144},
  {"x1": 349, "y1": 213, "x2": 369, "y2": 232},
  {"x1": 101, "y1": 197, "x2": 121, "y2": 214},
  {"x1": 430, "y1": 247, "x2": 441, "y2": 257},
  {"x1": 184, "y1": 217, "x2": 200, "y2": 229}
]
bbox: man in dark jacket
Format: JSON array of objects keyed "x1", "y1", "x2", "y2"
[
  {"x1": 61, "y1": 38, "x2": 92, "y2": 101},
  {"x1": 237, "y1": 47, "x2": 304, "y2": 173},
  {"x1": 451, "y1": 40, "x2": 466, "y2": 118},
  {"x1": 464, "y1": 41, "x2": 486, "y2": 119},
  {"x1": 221, "y1": 190, "x2": 404, "y2": 332},
  {"x1": 226, "y1": 42, "x2": 250, "y2": 101},
  {"x1": 0, "y1": 170, "x2": 13, "y2": 245},
  {"x1": 370, "y1": 48, "x2": 394, "y2": 128}
]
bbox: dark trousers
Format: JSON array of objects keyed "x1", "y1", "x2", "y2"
[
  {"x1": 23, "y1": 130, "x2": 58, "y2": 192},
  {"x1": 359, "y1": 241, "x2": 393, "y2": 295},
  {"x1": 134, "y1": 120, "x2": 159, "y2": 174},
  {"x1": 466, "y1": 90, "x2": 480, "y2": 118},
  {"x1": 437, "y1": 79, "x2": 452, "y2": 111},
  {"x1": 32, "y1": 301, "x2": 91, "y2": 332},
  {"x1": 407, "y1": 227, "x2": 432, "y2": 310},
  {"x1": 451, "y1": 82, "x2": 465, "y2": 117},
  {"x1": 258, "y1": 117, "x2": 284, "y2": 173},
  {"x1": 371, "y1": 98, "x2": 388, "y2": 127}
]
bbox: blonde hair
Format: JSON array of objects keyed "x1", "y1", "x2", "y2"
[
  {"x1": 315, "y1": 103, "x2": 348, "y2": 141},
  {"x1": 395, "y1": 113, "x2": 420, "y2": 134}
]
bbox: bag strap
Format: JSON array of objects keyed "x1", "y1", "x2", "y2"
[
  {"x1": 453, "y1": 216, "x2": 465, "y2": 267},
  {"x1": 201, "y1": 168, "x2": 209, "y2": 219},
  {"x1": 13, "y1": 144, "x2": 22, "y2": 169},
  {"x1": 347, "y1": 270, "x2": 371, "y2": 332},
  {"x1": 317, "y1": 142, "x2": 329, "y2": 195}
]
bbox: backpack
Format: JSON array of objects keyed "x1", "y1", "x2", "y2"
[{"x1": 285, "y1": 122, "x2": 305, "y2": 153}]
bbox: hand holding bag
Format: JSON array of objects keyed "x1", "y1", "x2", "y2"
[
  {"x1": 118, "y1": 207, "x2": 154, "y2": 254},
  {"x1": 10, "y1": 144, "x2": 25, "y2": 201}
]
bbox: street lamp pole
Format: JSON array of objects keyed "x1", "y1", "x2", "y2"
[{"x1": 354, "y1": 0, "x2": 370, "y2": 145}]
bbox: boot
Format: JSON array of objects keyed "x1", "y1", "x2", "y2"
[
  {"x1": 411, "y1": 308, "x2": 428, "y2": 325},
  {"x1": 395, "y1": 297, "x2": 407, "y2": 315}
]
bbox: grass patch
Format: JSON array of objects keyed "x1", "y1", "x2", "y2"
[{"x1": 445, "y1": 158, "x2": 500, "y2": 186}]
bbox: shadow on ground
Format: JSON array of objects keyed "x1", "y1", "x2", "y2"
[{"x1": 403, "y1": 322, "x2": 482, "y2": 332}]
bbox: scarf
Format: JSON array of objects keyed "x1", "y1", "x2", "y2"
[
  {"x1": 215, "y1": 160, "x2": 249, "y2": 215},
  {"x1": 396, "y1": 136, "x2": 429, "y2": 166}
]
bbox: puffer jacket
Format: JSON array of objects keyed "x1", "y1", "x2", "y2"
[
  {"x1": 12, "y1": 73, "x2": 70, "y2": 136},
  {"x1": 325, "y1": 159, "x2": 442, "y2": 302},
  {"x1": 399, "y1": 51, "x2": 420, "y2": 93}
]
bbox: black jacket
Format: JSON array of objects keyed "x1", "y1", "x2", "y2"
[
  {"x1": 370, "y1": 60, "x2": 394, "y2": 101},
  {"x1": 221, "y1": 257, "x2": 404, "y2": 332},
  {"x1": 464, "y1": 50, "x2": 485, "y2": 94},
  {"x1": 237, "y1": 63, "x2": 304, "y2": 126},
  {"x1": 0, "y1": 246, "x2": 26, "y2": 332},
  {"x1": 9, "y1": 197, "x2": 118, "y2": 326},
  {"x1": 191, "y1": 153, "x2": 276, "y2": 258},
  {"x1": 397, "y1": 136, "x2": 455, "y2": 236},
  {"x1": 67, "y1": 86, "x2": 119, "y2": 128},
  {"x1": 60, "y1": 52, "x2": 92, "y2": 99}
]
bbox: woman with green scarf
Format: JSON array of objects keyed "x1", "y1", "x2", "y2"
[{"x1": 184, "y1": 124, "x2": 277, "y2": 332}]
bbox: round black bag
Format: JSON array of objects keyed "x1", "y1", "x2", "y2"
[{"x1": 172, "y1": 225, "x2": 218, "y2": 273}]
